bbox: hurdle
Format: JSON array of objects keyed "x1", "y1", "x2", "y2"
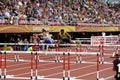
[
  {"x1": 55, "y1": 44, "x2": 60, "y2": 63},
  {"x1": 0, "y1": 50, "x2": 101, "y2": 80},
  {"x1": 0, "y1": 43, "x2": 104, "y2": 60},
  {"x1": 75, "y1": 45, "x2": 82, "y2": 63},
  {"x1": 0, "y1": 42, "x2": 117, "y2": 64},
  {"x1": 0, "y1": 42, "x2": 117, "y2": 80},
  {"x1": 100, "y1": 45, "x2": 120, "y2": 64},
  {"x1": 101, "y1": 45, "x2": 104, "y2": 64}
]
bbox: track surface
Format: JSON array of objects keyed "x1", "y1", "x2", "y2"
[{"x1": 0, "y1": 45, "x2": 117, "y2": 80}]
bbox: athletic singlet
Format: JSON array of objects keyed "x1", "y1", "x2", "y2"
[
  {"x1": 43, "y1": 32, "x2": 51, "y2": 39},
  {"x1": 59, "y1": 32, "x2": 67, "y2": 38}
]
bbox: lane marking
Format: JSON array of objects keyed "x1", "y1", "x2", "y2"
[{"x1": 76, "y1": 67, "x2": 113, "y2": 78}]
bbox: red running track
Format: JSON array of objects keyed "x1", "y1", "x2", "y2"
[{"x1": 0, "y1": 45, "x2": 118, "y2": 80}]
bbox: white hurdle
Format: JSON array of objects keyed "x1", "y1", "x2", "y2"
[
  {"x1": 0, "y1": 50, "x2": 100, "y2": 80},
  {"x1": 0, "y1": 43, "x2": 118, "y2": 80}
]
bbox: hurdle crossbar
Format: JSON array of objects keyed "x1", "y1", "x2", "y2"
[{"x1": 0, "y1": 51, "x2": 100, "y2": 55}]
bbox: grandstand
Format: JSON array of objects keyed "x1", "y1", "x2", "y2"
[
  {"x1": 0, "y1": 0, "x2": 119, "y2": 42},
  {"x1": 0, "y1": 0, "x2": 119, "y2": 80},
  {"x1": 0, "y1": 0, "x2": 119, "y2": 25}
]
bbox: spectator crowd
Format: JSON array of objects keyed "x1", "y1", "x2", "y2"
[{"x1": 0, "y1": 0, "x2": 119, "y2": 25}]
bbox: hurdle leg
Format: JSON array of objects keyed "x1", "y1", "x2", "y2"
[
  {"x1": 96, "y1": 53, "x2": 100, "y2": 80},
  {"x1": 0, "y1": 52, "x2": 2, "y2": 78},
  {"x1": 63, "y1": 53, "x2": 65, "y2": 80},
  {"x1": 14, "y1": 44, "x2": 17, "y2": 62},
  {"x1": 76, "y1": 46, "x2": 79, "y2": 63},
  {"x1": 17, "y1": 54, "x2": 20, "y2": 62},
  {"x1": 35, "y1": 52, "x2": 38, "y2": 80},
  {"x1": 68, "y1": 53, "x2": 70, "y2": 80},
  {"x1": 55, "y1": 44, "x2": 60, "y2": 63},
  {"x1": 54, "y1": 54, "x2": 58, "y2": 62},
  {"x1": 34, "y1": 54, "x2": 36, "y2": 62},
  {"x1": 79, "y1": 45, "x2": 82, "y2": 63},
  {"x1": 98, "y1": 45, "x2": 101, "y2": 64},
  {"x1": 76, "y1": 55, "x2": 79, "y2": 63},
  {"x1": 14, "y1": 53, "x2": 17, "y2": 62},
  {"x1": 55, "y1": 55, "x2": 57, "y2": 62},
  {"x1": 4, "y1": 52, "x2": 6, "y2": 78},
  {"x1": 30, "y1": 52, "x2": 33, "y2": 80},
  {"x1": 58, "y1": 54, "x2": 60, "y2": 62},
  {"x1": 55, "y1": 54, "x2": 60, "y2": 63},
  {"x1": 38, "y1": 54, "x2": 40, "y2": 62},
  {"x1": 101, "y1": 45, "x2": 104, "y2": 64},
  {"x1": 101, "y1": 56, "x2": 104, "y2": 64},
  {"x1": 79, "y1": 54, "x2": 82, "y2": 63},
  {"x1": 0, "y1": 69, "x2": 1, "y2": 79}
]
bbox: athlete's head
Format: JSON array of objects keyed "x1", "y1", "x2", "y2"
[
  {"x1": 42, "y1": 28, "x2": 46, "y2": 32},
  {"x1": 60, "y1": 29, "x2": 64, "y2": 34}
]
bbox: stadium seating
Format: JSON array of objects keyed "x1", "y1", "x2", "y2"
[{"x1": 0, "y1": 0, "x2": 119, "y2": 25}]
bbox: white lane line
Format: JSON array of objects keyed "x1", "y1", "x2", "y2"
[
  {"x1": 45, "y1": 64, "x2": 96, "y2": 77},
  {"x1": 76, "y1": 67, "x2": 112, "y2": 78},
  {"x1": 6, "y1": 62, "x2": 59, "y2": 73},
  {"x1": 104, "y1": 75, "x2": 114, "y2": 80},
  {"x1": 6, "y1": 61, "x2": 28, "y2": 68},
  {"x1": 6, "y1": 76, "x2": 84, "y2": 80},
  {"x1": 15, "y1": 63, "x2": 94, "y2": 77}
]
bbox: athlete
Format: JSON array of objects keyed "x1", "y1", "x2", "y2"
[
  {"x1": 41, "y1": 30, "x2": 53, "y2": 50},
  {"x1": 113, "y1": 54, "x2": 120, "y2": 80},
  {"x1": 43, "y1": 30, "x2": 53, "y2": 44},
  {"x1": 58, "y1": 29, "x2": 71, "y2": 44}
]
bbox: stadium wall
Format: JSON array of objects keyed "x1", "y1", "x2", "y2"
[
  {"x1": 0, "y1": 25, "x2": 120, "y2": 42},
  {"x1": 0, "y1": 24, "x2": 119, "y2": 33}
]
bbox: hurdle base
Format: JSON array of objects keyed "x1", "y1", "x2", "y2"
[
  {"x1": 14, "y1": 59, "x2": 17, "y2": 62},
  {"x1": 76, "y1": 60, "x2": 81, "y2": 63},
  {"x1": 58, "y1": 60, "x2": 60, "y2": 63},
  {"x1": 76, "y1": 61, "x2": 78, "y2": 63},
  {"x1": 63, "y1": 77, "x2": 65, "y2": 80},
  {"x1": 55, "y1": 60, "x2": 57, "y2": 62},
  {"x1": 98, "y1": 78, "x2": 105, "y2": 80},
  {"x1": 55, "y1": 60, "x2": 60, "y2": 63},
  {"x1": 30, "y1": 76, "x2": 37, "y2": 80},
  {"x1": 14, "y1": 59, "x2": 19, "y2": 62},
  {"x1": 4, "y1": 75, "x2": 6, "y2": 78},
  {"x1": 30, "y1": 76, "x2": 33, "y2": 80},
  {"x1": 75, "y1": 60, "x2": 81, "y2": 63},
  {"x1": 35, "y1": 76, "x2": 37, "y2": 80},
  {"x1": 30, "y1": 76, "x2": 44, "y2": 80},
  {"x1": 0, "y1": 75, "x2": 14, "y2": 79},
  {"x1": 17, "y1": 59, "x2": 19, "y2": 62},
  {"x1": 68, "y1": 77, "x2": 70, "y2": 80},
  {"x1": 79, "y1": 61, "x2": 82, "y2": 63},
  {"x1": 99, "y1": 61, "x2": 104, "y2": 64}
]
